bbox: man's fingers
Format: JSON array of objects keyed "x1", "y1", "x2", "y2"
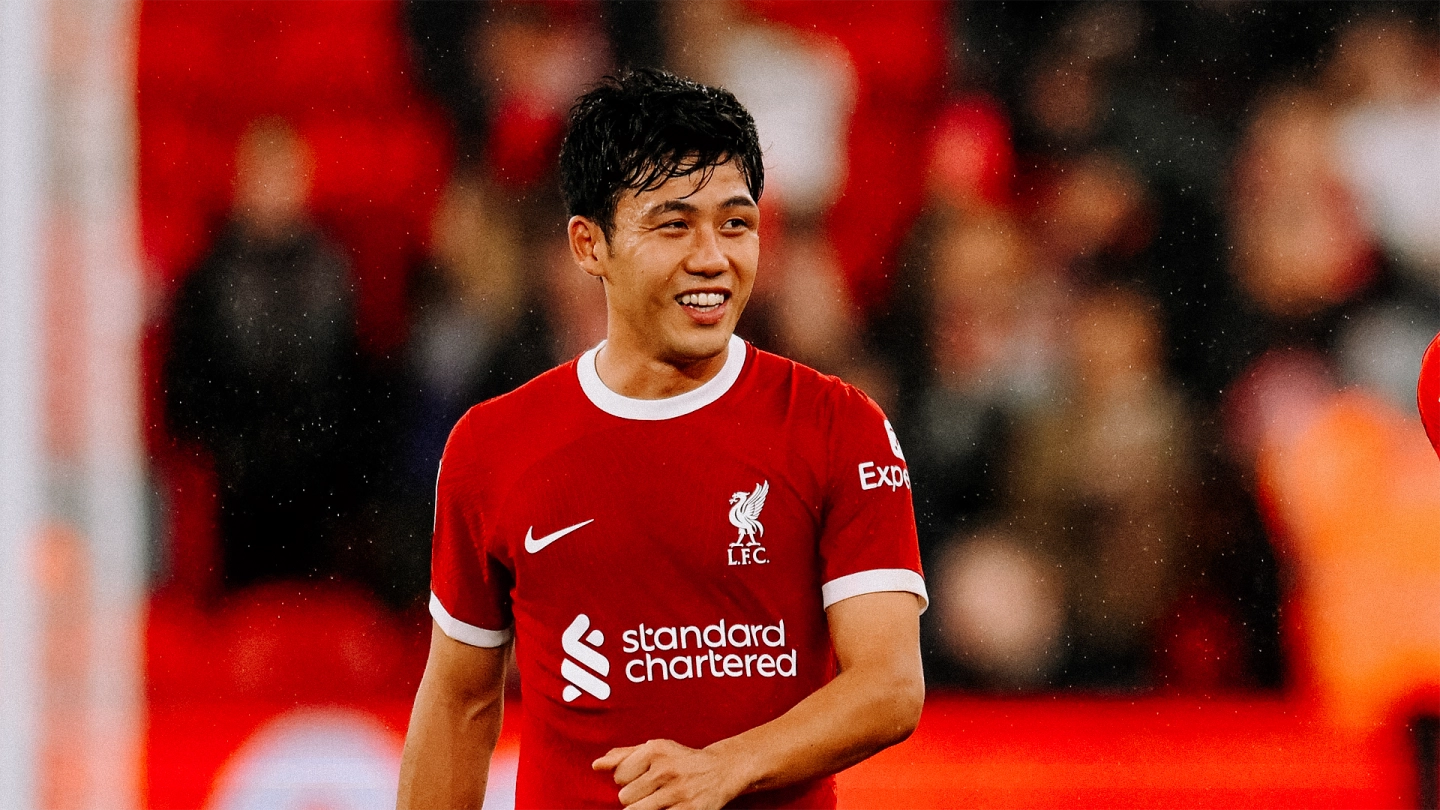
[
  {"x1": 622, "y1": 784, "x2": 680, "y2": 810},
  {"x1": 593, "y1": 745, "x2": 639, "y2": 773},
  {"x1": 613, "y1": 745, "x2": 657, "y2": 786},
  {"x1": 593, "y1": 742, "x2": 661, "y2": 785},
  {"x1": 617, "y1": 768, "x2": 663, "y2": 806}
]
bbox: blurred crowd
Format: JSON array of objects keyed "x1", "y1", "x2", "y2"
[{"x1": 159, "y1": 1, "x2": 1440, "y2": 694}]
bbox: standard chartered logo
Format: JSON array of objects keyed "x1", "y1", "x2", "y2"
[
  {"x1": 621, "y1": 619, "x2": 797, "y2": 683},
  {"x1": 559, "y1": 614, "x2": 799, "y2": 702},
  {"x1": 561, "y1": 613, "x2": 610, "y2": 703}
]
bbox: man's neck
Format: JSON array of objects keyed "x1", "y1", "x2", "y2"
[{"x1": 593, "y1": 332, "x2": 731, "y2": 400}]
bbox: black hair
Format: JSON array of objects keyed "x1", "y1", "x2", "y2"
[{"x1": 559, "y1": 68, "x2": 764, "y2": 239}]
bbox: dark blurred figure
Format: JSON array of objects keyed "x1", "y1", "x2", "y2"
[
  {"x1": 404, "y1": 1, "x2": 609, "y2": 183},
  {"x1": 896, "y1": 210, "x2": 1066, "y2": 545},
  {"x1": 404, "y1": 2, "x2": 492, "y2": 158},
  {"x1": 402, "y1": 171, "x2": 553, "y2": 481},
  {"x1": 165, "y1": 120, "x2": 376, "y2": 591},
  {"x1": 1024, "y1": 7, "x2": 1232, "y2": 407},
  {"x1": 1008, "y1": 288, "x2": 1195, "y2": 686},
  {"x1": 601, "y1": 0, "x2": 667, "y2": 71},
  {"x1": 879, "y1": 96, "x2": 1041, "y2": 543},
  {"x1": 378, "y1": 170, "x2": 557, "y2": 606}
]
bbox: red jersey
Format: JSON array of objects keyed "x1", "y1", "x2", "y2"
[{"x1": 430, "y1": 335, "x2": 926, "y2": 809}]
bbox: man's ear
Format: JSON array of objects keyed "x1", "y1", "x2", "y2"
[{"x1": 567, "y1": 216, "x2": 608, "y2": 280}]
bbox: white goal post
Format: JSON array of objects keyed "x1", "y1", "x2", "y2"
[{"x1": 0, "y1": 1, "x2": 145, "y2": 807}]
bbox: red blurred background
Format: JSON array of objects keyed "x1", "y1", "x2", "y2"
[{"x1": 117, "y1": 1, "x2": 1440, "y2": 807}]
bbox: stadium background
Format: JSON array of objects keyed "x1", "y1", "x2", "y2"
[{"x1": 1, "y1": 0, "x2": 1438, "y2": 807}]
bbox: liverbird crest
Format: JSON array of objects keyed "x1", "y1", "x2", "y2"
[{"x1": 727, "y1": 480, "x2": 769, "y2": 547}]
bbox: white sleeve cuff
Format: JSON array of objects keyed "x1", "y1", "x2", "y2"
[
  {"x1": 821, "y1": 569, "x2": 928, "y2": 614},
  {"x1": 429, "y1": 592, "x2": 513, "y2": 648}
]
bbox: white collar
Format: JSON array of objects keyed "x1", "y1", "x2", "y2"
[{"x1": 577, "y1": 334, "x2": 747, "y2": 421}]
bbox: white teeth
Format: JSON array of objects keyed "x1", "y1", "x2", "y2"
[{"x1": 679, "y1": 292, "x2": 725, "y2": 307}]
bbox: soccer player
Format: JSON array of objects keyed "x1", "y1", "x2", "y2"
[{"x1": 398, "y1": 69, "x2": 927, "y2": 810}]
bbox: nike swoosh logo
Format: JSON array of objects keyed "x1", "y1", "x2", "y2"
[{"x1": 524, "y1": 519, "x2": 595, "y2": 554}]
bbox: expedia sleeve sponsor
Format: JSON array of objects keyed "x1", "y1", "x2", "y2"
[
  {"x1": 856, "y1": 460, "x2": 911, "y2": 492},
  {"x1": 816, "y1": 385, "x2": 925, "y2": 602},
  {"x1": 620, "y1": 619, "x2": 797, "y2": 683}
]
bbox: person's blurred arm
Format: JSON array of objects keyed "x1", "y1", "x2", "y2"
[{"x1": 397, "y1": 622, "x2": 509, "y2": 809}]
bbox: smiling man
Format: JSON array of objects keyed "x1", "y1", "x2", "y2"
[{"x1": 397, "y1": 69, "x2": 926, "y2": 810}]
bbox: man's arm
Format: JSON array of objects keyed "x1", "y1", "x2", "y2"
[
  {"x1": 593, "y1": 590, "x2": 924, "y2": 809},
  {"x1": 397, "y1": 622, "x2": 509, "y2": 809}
]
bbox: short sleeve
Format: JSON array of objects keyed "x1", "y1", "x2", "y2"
[
  {"x1": 818, "y1": 386, "x2": 927, "y2": 612},
  {"x1": 430, "y1": 411, "x2": 515, "y2": 647}
]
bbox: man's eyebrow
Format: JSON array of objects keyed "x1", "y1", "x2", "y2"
[
  {"x1": 642, "y1": 199, "x2": 700, "y2": 218},
  {"x1": 640, "y1": 196, "x2": 758, "y2": 219}
]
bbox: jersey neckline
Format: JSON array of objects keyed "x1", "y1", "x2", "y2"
[{"x1": 576, "y1": 334, "x2": 748, "y2": 421}]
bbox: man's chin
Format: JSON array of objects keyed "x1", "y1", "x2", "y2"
[{"x1": 663, "y1": 327, "x2": 734, "y2": 367}]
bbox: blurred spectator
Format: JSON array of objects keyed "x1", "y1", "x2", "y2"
[
  {"x1": 745, "y1": 0, "x2": 948, "y2": 309},
  {"x1": 875, "y1": 98, "x2": 1025, "y2": 530},
  {"x1": 164, "y1": 119, "x2": 377, "y2": 591},
  {"x1": 1232, "y1": 88, "x2": 1376, "y2": 323},
  {"x1": 378, "y1": 170, "x2": 558, "y2": 607},
  {"x1": 405, "y1": 1, "x2": 609, "y2": 183},
  {"x1": 881, "y1": 201, "x2": 1071, "y2": 687},
  {"x1": 974, "y1": 2, "x2": 1236, "y2": 401},
  {"x1": 1325, "y1": 15, "x2": 1440, "y2": 411},
  {"x1": 475, "y1": 4, "x2": 608, "y2": 188},
  {"x1": 399, "y1": 170, "x2": 554, "y2": 492},
  {"x1": 666, "y1": 0, "x2": 856, "y2": 220},
  {"x1": 1189, "y1": 90, "x2": 1346, "y2": 449},
  {"x1": 1207, "y1": 84, "x2": 1378, "y2": 464},
  {"x1": 888, "y1": 208, "x2": 1066, "y2": 545},
  {"x1": 1006, "y1": 287, "x2": 1195, "y2": 686}
]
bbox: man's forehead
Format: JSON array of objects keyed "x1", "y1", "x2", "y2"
[{"x1": 627, "y1": 164, "x2": 754, "y2": 213}]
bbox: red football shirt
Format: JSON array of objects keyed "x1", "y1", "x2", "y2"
[{"x1": 430, "y1": 335, "x2": 927, "y2": 809}]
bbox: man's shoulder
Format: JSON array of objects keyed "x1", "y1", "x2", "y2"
[
  {"x1": 745, "y1": 345, "x2": 879, "y2": 419},
  {"x1": 448, "y1": 358, "x2": 582, "y2": 455}
]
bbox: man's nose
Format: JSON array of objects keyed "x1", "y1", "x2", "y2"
[{"x1": 686, "y1": 227, "x2": 728, "y2": 276}]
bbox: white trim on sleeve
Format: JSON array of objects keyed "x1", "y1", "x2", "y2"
[
  {"x1": 429, "y1": 592, "x2": 513, "y2": 648},
  {"x1": 577, "y1": 334, "x2": 747, "y2": 420},
  {"x1": 821, "y1": 568, "x2": 929, "y2": 614}
]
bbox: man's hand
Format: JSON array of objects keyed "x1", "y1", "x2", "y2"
[
  {"x1": 593, "y1": 738, "x2": 746, "y2": 810},
  {"x1": 595, "y1": 590, "x2": 924, "y2": 807}
]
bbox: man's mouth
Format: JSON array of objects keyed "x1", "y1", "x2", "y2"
[{"x1": 676, "y1": 291, "x2": 729, "y2": 313}]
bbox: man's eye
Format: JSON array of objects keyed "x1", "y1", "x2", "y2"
[
  {"x1": 724, "y1": 218, "x2": 753, "y2": 230},
  {"x1": 661, "y1": 220, "x2": 687, "y2": 230}
]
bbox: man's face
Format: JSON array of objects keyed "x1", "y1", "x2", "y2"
[{"x1": 573, "y1": 161, "x2": 759, "y2": 366}]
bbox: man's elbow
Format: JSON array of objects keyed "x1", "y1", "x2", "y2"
[{"x1": 876, "y1": 669, "x2": 925, "y2": 747}]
